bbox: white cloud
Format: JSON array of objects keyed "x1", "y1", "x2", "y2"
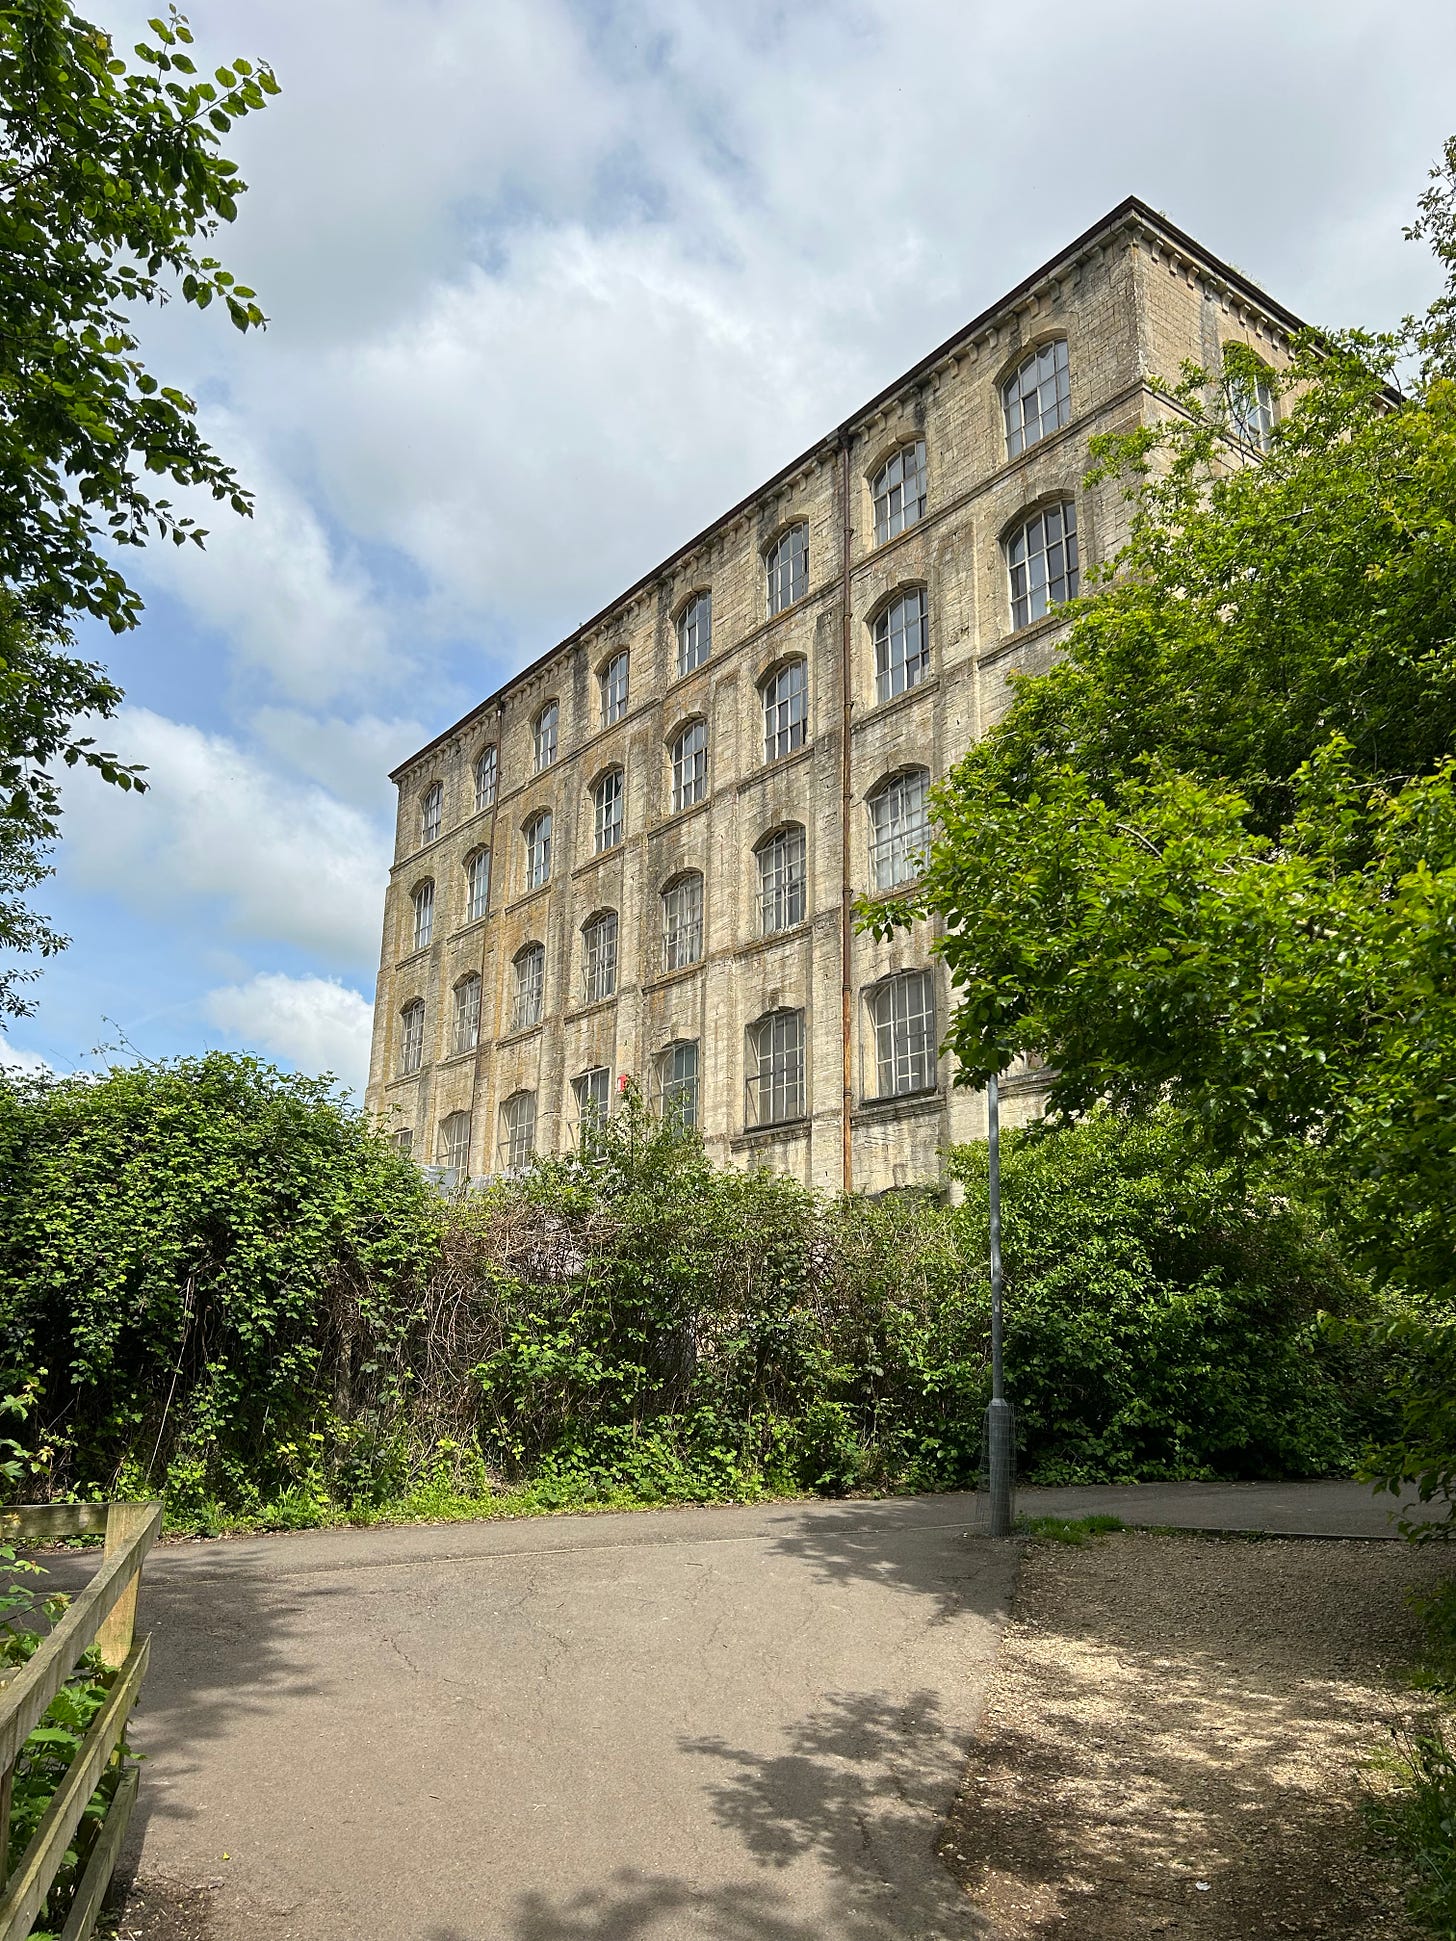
[
  {"x1": 249, "y1": 708, "x2": 426, "y2": 813},
  {"x1": 0, "y1": 1043, "x2": 53, "y2": 1078},
  {"x1": 204, "y1": 972, "x2": 374, "y2": 1094},
  {"x1": 59, "y1": 708, "x2": 392, "y2": 967}
]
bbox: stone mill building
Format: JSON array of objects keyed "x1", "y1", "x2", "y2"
[{"x1": 365, "y1": 196, "x2": 1298, "y2": 1193}]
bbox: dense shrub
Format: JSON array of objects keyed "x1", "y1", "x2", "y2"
[{"x1": 0, "y1": 1058, "x2": 1390, "y2": 1525}]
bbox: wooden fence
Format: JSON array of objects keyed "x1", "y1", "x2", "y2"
[{"x1": 0, "y1": 1501, "x2": 161, "y2": 1941}]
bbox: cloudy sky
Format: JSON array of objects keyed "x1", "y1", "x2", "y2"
[{"x1": 4, "y1": 0, "x2": 1454, "y2": 1095}]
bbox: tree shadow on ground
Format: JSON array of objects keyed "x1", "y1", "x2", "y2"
[{"x1": 757, "y1": 1492, "x2": 993, "y2": 1624}]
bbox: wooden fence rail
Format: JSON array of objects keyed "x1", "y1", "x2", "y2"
[{"x1": 0, "y1": 1502, "x2": 161, "y2": 1941}]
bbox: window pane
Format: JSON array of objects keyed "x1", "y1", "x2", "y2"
[
  {"x1": 872, "y1": 441, "x2": 927, "y2": 545},
  {"x1": 1229, "y1": 371, "x2": 1274, "y2": 451},
  {"x1": 874, "y1": 589, "x2": 930, "y2": 703},
  {"x1": 399, "y1": 1001, "x2": 425, "y2": 1075},
  {"x1": 600, "y1": 652, "x2": 629, "y2": 727},
  {"x1": 766, "y1": 524, "x2": 808, "y2": 616},
  {"x1": 421, "y1": 784, "x2": 442, "y2": 846},
  {"x1": 594, "y1": 769, "x2": 624, "y2": 852},
  {"x1": 412, "y1": 881, "x2": 434, "y2": 951},
  {"x1": 662, "y1": 873, "x2": 704, "y2": 970},
  {"x1": 677, "y1": 592, "x2": 711, "y2": 677},
  {"x1": 657, "y1": 1040, "x2": 699, "y2": 1128},
  {"x1": 394, "y1": 1129, "x2": 414, "y2": 1157},
  {"x1": 582, "y1": 911, "x2": 618, "y2": 1004},
  {"x1": 757, "y1": 825, "x2": 807, "y2": 934},
  {"x1": 466, "y1": 849, "x2": 491, "y2": 922},
  {"x1": 1003, "y1": 338, "x2": 1071, "y2": 457},
  {"x1": 1007, "y1": 500, "x2": 1078, "y2": 630},
  {"x1": 747, "y1": 1009, "x2": 805, "y2": 1126},
  {"x1": 573, "y1": 1067, "x2": 611, "y2": 1148},
  {"x1": 474, "y1": 747, "x2": 497, "y2": 811},
  {"x1": 512, "y1": 945, "x2": 544, "y2": 1030},
  {"x1": 671, "y1": 721, "x2": 708, "y2": 811},
  {"x1": 452, "y1": 975, "x2": 481, "y2": 1055},
  {"x1": 438, "y1": 1111, "x2": 472, "y2": 1181},
  {"x1": 762, "y1": 660, "x2": 807, "y2": 762},
  {"x1": 498, "y1": 1092, "x2": 536, "y2": 1170},
  {"x1": 525, "y1": 811, "x2": 552, "y2": 888},
  {"x1": 870, "y1": 971, "x2": 936, "y2": 1097},
  {"x1": 869, "y1": 769, "x2": 930, "y2": 891},
  {"x1": 535, "y1": 702, "x2": 558, "y2": 771}
]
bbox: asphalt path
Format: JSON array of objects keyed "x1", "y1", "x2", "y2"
[{"x1": 107, "y1": 1495, "x2": 1017, "y2": 1940}]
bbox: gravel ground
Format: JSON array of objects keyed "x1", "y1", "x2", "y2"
[{"x1": 942, "y1": 1530, "x2": 1449, "y2": 1938}]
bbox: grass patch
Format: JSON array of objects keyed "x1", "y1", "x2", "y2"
[
  {"x1": 1368, "y1": 1718, "x2": 1456, "y2": 1936},
  {"x1": 1017, "y1": 1512, "x2": 1126, "y2": 1545}
]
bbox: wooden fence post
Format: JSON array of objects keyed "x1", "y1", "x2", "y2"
[{"x1": 94, "y1": 1504, "x2": 154, "y2": 1672}]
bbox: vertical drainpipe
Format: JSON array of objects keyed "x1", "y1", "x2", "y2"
[{"x1": 839, "y1": 431, "x2": 854, "y2": 1197}]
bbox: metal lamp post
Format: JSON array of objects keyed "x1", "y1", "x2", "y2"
[{"x1": 985, "y1": 1070, "x2": 1014, "y2": 1538}]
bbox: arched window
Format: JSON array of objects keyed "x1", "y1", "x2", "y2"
[
  {"x1": 524, "y1": 810, "x2": 552, "y2": 889},
  {"x1": 867, "y1": 971, "x2": 936, "y2": 1099},
  {"x1": 1003, "y1": 339, "x2": 1070, "y2": 457},
  {"x1": 581, "y1": 909, "x2": 618, "y2": 1004},
  {"x1": 420, "y1": 782, "x2": 442, "y2": 846},
  {"x1": 474, "y1": 746, "x2": 498, "y2": 811},
  {"x1": 394, "y1": 1128, "x2": 414, "y2": 1158},
  {"x1": 465, "y1": 848, "x2": 491, "y2": 923},
  {"x1": 511, "y1": 942, "x2": 545, "y2": 1032},
  {"x1": 746, "y1": 1009, "x2": 805, "y2": 1126},
  {"x1": 761, "y1": 659, "x2": 807, "y2": 762},
  {"x1": 452, "y1": 974, "x2": 482, "y2": 1055},
  {"x1": 873, "y1": 589, "x2": 929, "y2": 703},
  {"x1": 661, "y1": 872, "x2": 704, "y2": 971},
  {"x1": 756, "y1": 824, "x2": 807, "y2": 935},
  {"x1": 498, "y1": 1091, "x2": 536, "y2": 1171},
  {"x1": 677, "y1": 591, "x2": 711, "y2": 677},
  {"x1": 655, "y1": 1040, "x2": 700, "y2": 1128},
  {"x1": 411, "y1": 880, "x2": 434, "y2": 951},
  {"x1": 1006, "y1": 501, "x2": 1078, "y2": 631},
  {"x1": 765, "y1": 523, "x2": 809, "y2": 616},
  {"x1": 572, "y1": 1067, "x2": 611, "y2": 1149},
  {"x1": 670, "y1": 720, "x2": 708, "y2": 812},
  {"x1": 399, "y1": 999, "x2": 425, "y2": 1075},
  {"x1": 594, "y1": 768, "x2": 624, "y2": 852},
  {"x1": 534, "y1": 700, "x2": 558, "y2": 771},
  {"x1": 868, "y1": 769, "x2": 930, "y2": 891},
  {"x1": 1228, "y1": 366, "x2": 1275, "y2": 451},
  {"x1": 438, "y1": 1111, "x2": 472, "y2": 1183},
  {"x1": 599, "y1": 651, "x2": 629, "y2": 727},
  {"x1": 871, "y1": 442, "x2": 927, "y2": 544}
]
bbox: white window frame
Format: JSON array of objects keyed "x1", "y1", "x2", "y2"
[
  {"x1": 761, "y1": 659, "x2": 807, "y2": 763},
  {"x1": 581, "y1": 909, "x2": 618, "y2": 1005},
  {"x1": 466, "y1": 849, "x2": 491, "y2": 923},
  {"x1": 524, "y1": 810, "x2": 552, "y2": 889},
  {"x1": 572, "y1": 1066, "x2": 611, "y2": 1148},
  {"x1": 498, "y1": 1092, "x2": 536, "y2": 1171},
  {"x1": 474, "y1": 746, "x2": 497, "y2": 811},
  {"x1": 399, "y1": 999, "x2": 425, "y2": 1075},
  {"x1": 1228, "y1": 369, "x2": 1275, "y2": 451},
  {"x1": 868, "y1": 769, "x2": 930, "y2": 891},
  {"x1": 765, "y1": 523, "x2": 808, "y2": 616},
  {"x1": 511, "y1": 943, "x2": 545, "y2": 1032},
  {"x1": 867, "y1": 970, "x2": 936, "y2": 1099},
  {"x1": 452, "y1": 974, "x2": 481, "y2": 1056},
  {"x1": 662, "y1": 873, "x2": 704, "y2": 971},
  {"x1": 871, "y1": 442, "x2": 927, "y2": 545},
  {"x1": 757, "y1": 824, "x2": 807, "y2": 935},
  {"x1": 534, "y1": 701, "x2": 558, "y2": 771},
  {"x1": 655, "y1": 1040, "x2": 700, "y2": 1128},
  {"x1": 599, "y1": 651, "x2": 629, "y2": 727},
  {"x1": 746, "y1": 1009, "x2": 806, "y2": 1127},
  {"x1": 411, "y1": 880, "x2": 434, "y2": 952},
  {"x1": 670, "y1": 720, "x2": 708, "y2": 812},
  {"x1": 676, "y1": 592, "x2": 711, "y2": 677},
  {"x1": 1003, "y1": 338, "x2": 1071, "y2": 458},
  {"x1": 594, "y1": 768, "x2": 624, "y2": 852},
  {"x1": 438, "y1": 1111, "x2": 472, "y2": 1183},
  {"x1": 420, "y1": 782, "x2": 442, "y2": 846},
  {"x1": 1007, "y1": 500, "x2": 1078, "y2": 631},
  {"x1": 873, "y1": 589, "x2": 930, "y2": 703}
]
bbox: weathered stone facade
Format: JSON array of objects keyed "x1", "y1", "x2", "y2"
[{"x1": 365, "y1": 198, "x2": 1300, "y2": 1193}]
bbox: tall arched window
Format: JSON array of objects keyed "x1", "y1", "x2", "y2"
[
  {"x1": 594, "y1": 768, "x2": 624, "y2": 852},
  {"x1": 474, "y1": 746, "x2": 498, "y2": 811},
  {"x1": 868, "y1": 769, "x2": 930, "y2": 891},
  {"x1": 866, "y1": 971, "x2": 936, "y2": 1099},
  {"x1": 873, "y1": 589, "x2": 929, "y2": 703},
  {"x1": 599, "y1": 651, "x2": 629, "y2": 727},
  {"x1": 581, "y1": 909, "x2": 618, "y2": 1004},
  {"x1": 746, "y1": 1009, "x2": 805, "y2": 1126},
  {"x1": 756, "y1": 824, "x2": 806, "y2": 935},
  {"x1": 534, "y1": 700, "x2": 558, "y2": 771},
  {"x1": 498, "y1": 1091, "x2": 536, "y2": 1171},
  {"x1": 411, "y1": 880, "x2": 434, "y2": 951},
  {"x1": 1228, "y1": 366, "x2": 1275, "y2": 451},
  {"x1": 765, "y1": 523, "x2": 808, "y2": 616},
  {"x1": 438, "y1": 1111, "x2": 472, "y2": 1182},
  {"x1": 420, "y1": 782, "x2": 442, "y2": 846},
  {"x1": 761, "y1": 659, "x2": 807, "y2": 762},
  {"x1": 511, "y1": 942, "x2": 545, "y2": 1031},
  {"x1": 524, "y1": 809, "x2": 552, "y2": 889},
  {"x1": 1006, "y1": 501, "x2": 1078, "y2": 630},
  {"x1": 661, "y1": 872, "x2": 704, "y2": 971},
  {"x1": 871, "y1": 442, "x2": 926, "y2": 544},
  {"x1": 677, "y1": 592, "x2": 711, "y2": 677},
  {"x1": 465, "y1": 848, "x2": 491, "y2": 923},
  {"x1": 655, "y1": 1040, "x2": 700, "y2": 1128},
  {"x1": 452, "y1": 974, "x2": 481, "y2": 1055},
  {"x1": 1003, "y1": 339, "x2": 1070, "y2": 457},
  {"x1": 573, "y1": 1067, "x2": 611, "y2": 1149},
  {"x1": 399, "y1": 999, "x2": 425, "y2": 1075},
  {"x1": 670, "y1": 720, "x2": 708, "y2": 812}
]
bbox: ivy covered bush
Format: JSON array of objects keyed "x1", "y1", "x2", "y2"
[{"x1": 0, "y1": 1056, "x2": 1390, "y2": 1528}]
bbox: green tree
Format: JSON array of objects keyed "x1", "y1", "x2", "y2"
[{"x1": 867, "y1": 140, "x2": 1456, "y2": 1527}]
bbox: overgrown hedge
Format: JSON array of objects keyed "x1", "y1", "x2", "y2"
[{"x1": 0, "y1": 1055, "x2": 1392, "y2": 1528}]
